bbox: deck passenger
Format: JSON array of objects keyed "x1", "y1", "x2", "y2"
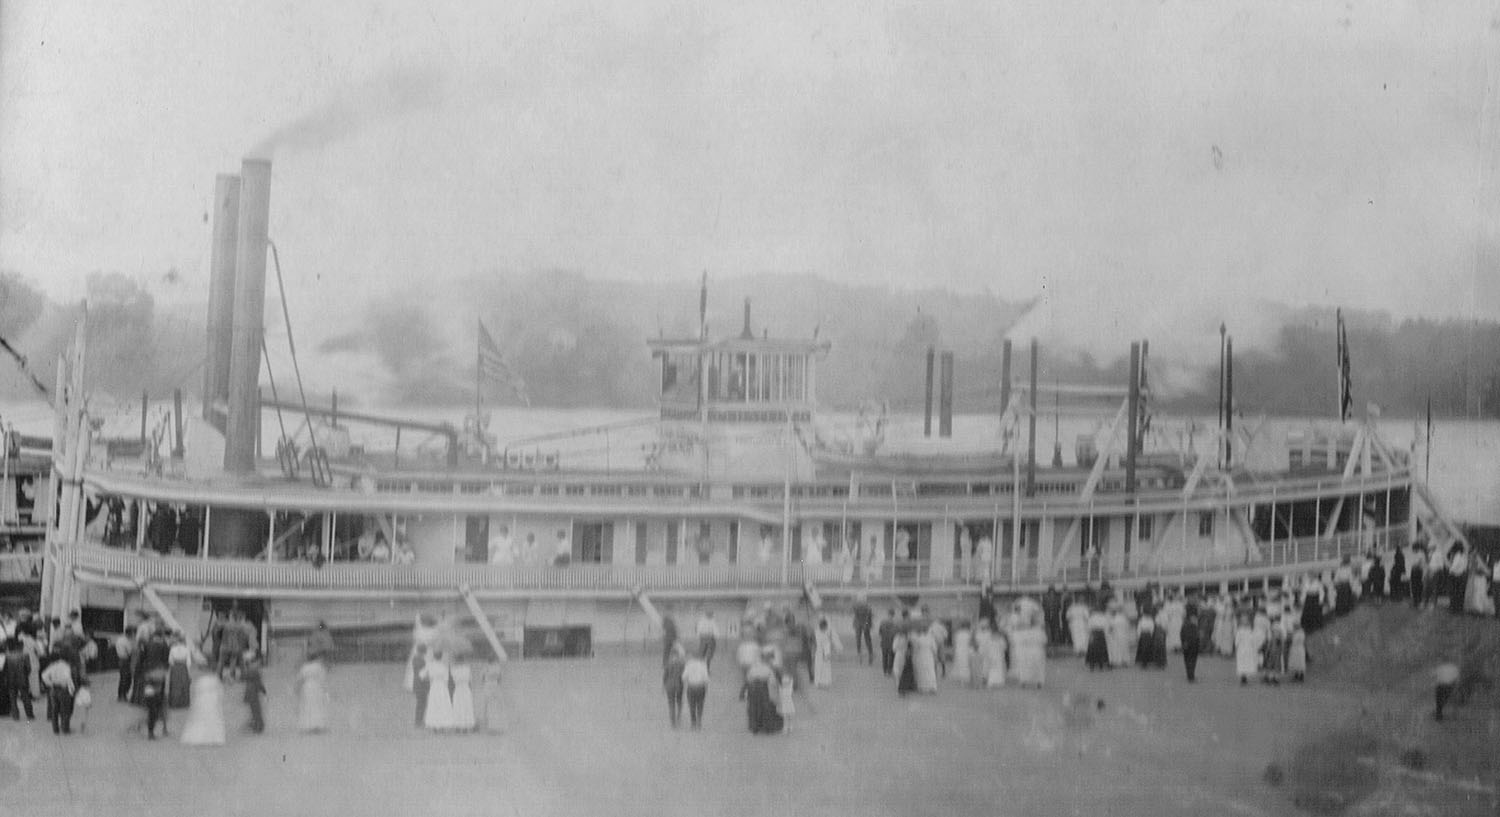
[{"x1": 488, "y1": 526, "x2": 514, "y2": 566}]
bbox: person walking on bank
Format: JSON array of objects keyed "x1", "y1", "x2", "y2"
[
  {"x1": 295, "y1": 655, "x2": 330, "y2": 733},
  {"x1": 411, "y1": 645, "x2": 430, "y2": 728},
  {"x1": 1180, "y1": 609, "x2": 1201, "y2": 683},
  {"x1": 4, "y1": 639, "x2": 33, "y2": 721},
  {"x1": 683, "y1": 649, "x2": 709, "y2": 729},
  {"x1": 664, "y1": 642, "x2": 686, "y2": 728},
  {"x1": 661, "y1": 615, "x2": 678, "y2": 668},
  {"x1": 243, "y1": 650, "x2": 267, "y2": 734},
  {"x1": 695, "y1": 611, "x2": 719, "y2": 672},
  {"x1": 852, "y1": 595, "x2": 874, "y2": 666},
  {"x1": 812, "y1": 617, "x2": 842, "y2": 688},
  {"x1": 41, "y1": 652, "x2": 76, "y2": 735},
  {"x1": 877, "y1": 610, "x2": 897, "y2": 676},
  {"x1": 113, "y1": 626, "x2": 135, "y2": 702}
]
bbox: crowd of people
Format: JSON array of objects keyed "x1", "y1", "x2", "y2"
[{"x1": 644, "y1": 537, "x2": 1498, "y2": 735}]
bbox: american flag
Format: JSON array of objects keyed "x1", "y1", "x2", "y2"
[
  {"x1": 1337, "y1": 308, "x2": 1352, "y2": 422},
  {"x1": 478, "y1": 321, "x2": 530, "y2": 406}
]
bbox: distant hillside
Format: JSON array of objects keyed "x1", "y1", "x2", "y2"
[{"x1": 1, "y1": 269, "x2": 1498, "y2": 419}]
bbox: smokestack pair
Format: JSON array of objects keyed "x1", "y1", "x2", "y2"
[
  {"x1": 204, "y1": 159, "x2": 272, "y2": 474},
  {"x1": 923, "y1": 348, "x2": 954, "y2": 438}
]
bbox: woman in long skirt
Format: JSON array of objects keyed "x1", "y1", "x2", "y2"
[
  {"x1": 1465, "y1": 563, "x2": 1494, "y2": 616},
  {"x1": 744, "y1": 661, "x2": 783, "y2": 734},
  {"x1": 449, "y1": 658, "x2": 476, "y2": 732},
  {"x1": 951, "y1": 622, "x2": 974, "y2": 685},
  {"x1": 180, "y1": 671, "x2": 226, "y2": 746},
  {"x1": 896, "y1": 635, "x2": 917, "y2": 696},
  {"x1": 1107, "y1": 608, "x2": 1132, "y2": 668},
  {"x1": 912, "y1": 630, "x2": 938, "y2": 693},
  {"x1": 1011, "y1": 627, "x2": 1045, "y2": 688},
  {"x1": 475, "y1": 664, "x2": 503, "y2": 733},
  {"x1": 166, "y1": 638, "x2": 192, "y2": 710},
  {"x1": 1134, "y1": 614, "x2": 1156, "y2": 668},
  {"x1": 982, "y1": 628, "x2": 1008, "y2": 688},
  {"x1": 1084, "y1": 609, "x2": 1110, "y2": 670},
  {"x1": 1213, "y1": 598, "x2": 1237, "y2": 655},
  {"x1": 421, "y1": 654, "x2": 454, "y2": 731},
  {"x1": 294, "y1": 657, "x2": 330, "y2": 733},
  {"x1": 1287, "y1": 625, "x2": 1308, "y2": 681},
  {"x1": 1066, "y1": 602, "x2": 1090, "y2": 656},
  {"x1": 1233, "y1": 619, "x2": 1262, "y2": 685},
  {"x1": 970, "y1": 625, "x2": 991, "y2": 687}
]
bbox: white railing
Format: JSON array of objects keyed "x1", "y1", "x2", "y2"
[
  {"x1": 73, "y1": 523, "x2": 1400, "y2": 597},
  {"x1": 84, "y1": 460, "x2": 1414, "y2": 521},
  {"x1": 0, "y1": 552, "x2": 43, "y2": 582}
]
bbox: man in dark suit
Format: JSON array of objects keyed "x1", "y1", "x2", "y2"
[{"x1": 3, "y1": 640, "x2": 33, "y2": 720}]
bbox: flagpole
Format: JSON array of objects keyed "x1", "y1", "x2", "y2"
[{"x1": 475, "y1": 320, "x2": 483, "y2": 458}]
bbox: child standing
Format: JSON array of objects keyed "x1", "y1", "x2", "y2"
[
  {"x1": 72, "y1": 678, "x2": 92, "y2": 732},
  {"x1": 776, "y1": 662, "x2": 795, "y2": 734},
  {"x1": 140, "y1": 668, "x2": 168, "y2": 739},
  {"x1": 682, "y1": 650, "x2": 709, "y2": 730}
]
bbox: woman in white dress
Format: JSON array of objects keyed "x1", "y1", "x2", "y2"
[
  {"x1": 180, "y1": 671, "x2": 226, "y2": 746},
  {"x1": 421, "y1": 654, "x2": 454, "y2": 731},
  {"x1": 1233, "y1": 617, "x2": 1262, "y2": 684},
  {"x1": 951, "y1": 622, "x2": 974, "y2": 685},
  {"x1": 812, "y1": 618, "x2": 842, "y2": 688},
  {"x1": 295, "y1": 657, "x2": 330, "y2": 733},
  {"x1": 1066, "y1": 601, "x2": 1090, "y2": 655},
  {"x1": 449, "y1": 658, "x2": 476, "y2": 732},
  {"x1": 981, "y1": 625, "x2": 1007, "y2": 688},
  {"x1": 1011, "y1": 626, "x2": 1045, "y2": 688},
  {"x1": 1212, "y1": 597, "x2": 1236, "y2": 656}
]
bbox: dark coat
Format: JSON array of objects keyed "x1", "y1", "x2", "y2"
[{"x1": 2, "y1": 650, "x2": 29, "y2": 686}]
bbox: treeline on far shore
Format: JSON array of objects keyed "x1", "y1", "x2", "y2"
[{"x1": 1, "y1": 270, "x2": 1498, "y2": 420}]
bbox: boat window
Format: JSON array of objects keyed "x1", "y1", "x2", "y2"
[{"x1": 1198, "y1": 513, "x2": 1214, "y2": 538}]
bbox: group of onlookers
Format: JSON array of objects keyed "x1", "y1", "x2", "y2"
[{"x1": 1, "y1": 609, "x2": 94, "y2": 735}]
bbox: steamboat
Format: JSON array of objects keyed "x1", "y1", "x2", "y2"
[{"x1": 27, "y1": 159, "x2": 1467, "y2": 662}]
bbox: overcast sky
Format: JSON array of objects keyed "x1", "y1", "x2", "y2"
[{"x1": 4, "y1": 0, "x2": 1499, "y2": 355}]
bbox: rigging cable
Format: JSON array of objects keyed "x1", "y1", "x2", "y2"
[
  {"x1": 267, "y1": 240, "x2": 334, "y2": 485},
  {"x1": 267, "y1": 240, "x2": 320, "y2": 456},
  {"x1": 0, "y1": 335, "x2": 54, "y2": 405}
]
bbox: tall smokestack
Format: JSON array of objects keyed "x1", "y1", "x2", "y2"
[
  {"x1": 224, "y1": 158, "x2": 271, "y2": 474},
  {"x1": 1224, "y1": 335, "x2": 1234, "y2": 467},
  {"x1": 203, "y1": 174, "x2": 241, "y2": 426},
  {"x1": 938, "y1": 351, "x2": 954, "y2": 438},
  {"x1": 1126, "y1": 342, "x2": 1140, "y2": 494},
  {"x1": 1026, "y1": 339, "x2": 1038, "y2": 497},
  {"x1": 999, "y1": 339, "x2": 1012, "y2": 422},
  {"x1": 923, "y1": 347, "x2": 935, "y2": 437}
]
